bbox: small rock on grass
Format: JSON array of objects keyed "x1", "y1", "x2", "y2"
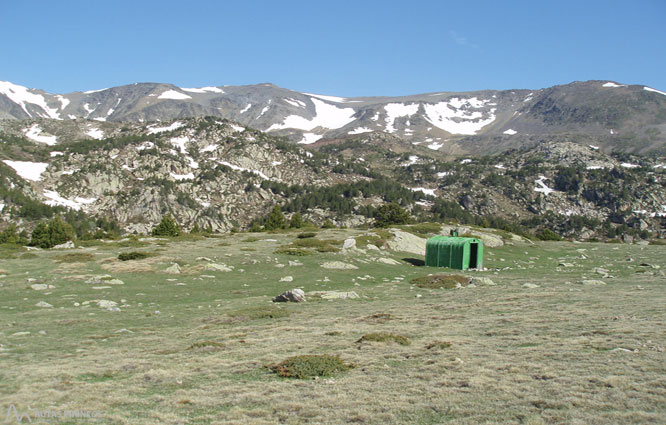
[
  {"x1": 280, "y1": 276, "x2": 293, "y2": 282},
  {"x1": 165, "y1": 263, "x2": 182, "y2": 274},
  {"x1": 35, "y1": 301, "x2": 53, "y2": 308},
  {"x1": 272, "y1": 289, "x2": 306, "y2": 303},
  {"x1": 470, "y1": 277, "x2": 495, "y2": 286},
  {"x1": 522, "y1": 283, "x2": 539, "y2": 289},
  {"x1": 578, "y1": 279, "x2": 606, "y2": 286},
  {"x1": 321, "y1": 261, "x2": 358, "y2": 270}
]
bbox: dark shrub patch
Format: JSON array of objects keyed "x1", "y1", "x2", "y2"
[
  {"x1": 269, "y1": 354, "x2": 354, "y2": 379},
  {"x1": 118, "y1": 251, "x2": 149, "y2": 261}
]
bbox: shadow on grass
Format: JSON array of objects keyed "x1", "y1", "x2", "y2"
[{"x1": 402, "y1": 258, "x2": 425, "y2": 266}]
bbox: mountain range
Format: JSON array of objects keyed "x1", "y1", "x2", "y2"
[{"x1": 2, "y1": 79, "x2": 666, "y2": 155}]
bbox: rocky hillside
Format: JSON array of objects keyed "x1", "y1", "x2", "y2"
[
  {"x1": 0, "y1": 117, "x2": 664, "y2": 240},
  {"x1": 2, "y1": 79, "x2": 665, "y2": 154}
]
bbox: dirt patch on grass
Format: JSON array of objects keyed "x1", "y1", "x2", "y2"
[
  {"x1": 101, "y1": 255, "x2": 165, "y2": 273},
  {"x1": 410, "y1": 274, "x2": 471, "y2": 289}
]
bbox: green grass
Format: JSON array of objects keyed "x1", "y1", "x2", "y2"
[{"x1": 1, "y1": 231, "x2": 665, "y2": 424}]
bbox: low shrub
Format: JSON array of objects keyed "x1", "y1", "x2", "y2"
[
  {"x1": 118, "y1": 251, "x2": 149, "y2": 261},
  {"x1": 297, "y1": 232, "x2": 317, "y2": 239},
  {"x1": 274, "y1": 247, "x2": 314, "y2": 256},
  {"x1": 426, "y1": 341, "x2": 452, "y2": 350},
  {"x1": 187, "y1": 341, "x2": 225, "y2": 350},
  {"x1": 410, "y1": 274, "x2": 470, "y2": 289},
  {"x1": 269, "y1": 354, "x2": 354, "y2": 379},
  {"x1": 357, "y1": 333, "x2": 411, "y2": 345}
]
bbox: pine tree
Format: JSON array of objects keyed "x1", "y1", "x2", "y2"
[
  {"x1": 264, "y1": 205, "x2": 286, "y2": 231},
  {"x1": 374, "y1": 203, "x2": 411, "y2": 228},
  {"x1": 289, "y1": 212, "x2": 304, "y2": 229},
  {"x1": 152, "y1": 216, "x2": 181, "y2": 237}
]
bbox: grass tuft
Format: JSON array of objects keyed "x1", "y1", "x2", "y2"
[
  {"x1": 269, "y1": 354, "x2": 354, "y2": 379},
  {"x1": 357, "y1": 332, "x2": 411, "y2": 345},
  {"x1": 54, "y1": 253, "x2": 95, "y2": 263},
  {"x1": 297, "y1": 232, "x2": 317, "y2": 239},
  {"x1": 187, "y1": 340, "x2": 225, "y2": 350},
  {"x1": 227, "y1": 306, "x2": 290, "y2": 320},
  {"x1": 426, "y1": 341, "x2": 452, "y2": 350}
]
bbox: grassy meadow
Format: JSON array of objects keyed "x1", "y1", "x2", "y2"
[{"x1": 0, "y1": 228, "x2": 665, "y2": 424}]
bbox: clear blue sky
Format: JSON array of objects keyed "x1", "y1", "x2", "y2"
[{"x1": 1, "y1": 0, "x2": 664, "y2": 96}]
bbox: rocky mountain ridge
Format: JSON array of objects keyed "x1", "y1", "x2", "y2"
[{"x1": 2, "y1": 79, "x2": 666, "y2": 155}]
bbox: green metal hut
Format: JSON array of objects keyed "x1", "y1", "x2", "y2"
[{"x1": 425, "y1": 236, "x2": 483, "y2": 270}]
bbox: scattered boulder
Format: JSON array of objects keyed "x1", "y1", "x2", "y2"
[
  {"x1": 288, "y1": 260, "x2": 303, "y2": 267},
  {"x1": 35, "y1": 301, "x2": 53, "y2": 308},
  {"x1": 30, "y1": 284, "x2": 49, "y2": 291},
  {"x1": 165, "y1": 263, "x2": 182, "y2": 274},
  {"x1": 377, "y1": 257, "x2": 401, "y2": 265},
  {"x1": 365, "y1": 244, "x2": 380, "y2": 252},
  {"x1": 522, "y1": 283, "x2": 539, "y2": 289},
  {"x1": 342, "y1": 238, "x2": 356, "y2": 250},
  {"x1": 97, "y1": 300, "x2": 118, "y2": 309},
  {"x1": 280, "y1": 276, "x2": 294, "y2": 282},
  {"x1": 204, "y1": 263, "x2": 233, "y2": 272},
  {"x1": 196, "y1": 257, "x2": 213, "y2": 262},
  {"x1": 470, "y1": 277, "x2": 495, "y2": 286},
  {"x1": 53, "y1": 241, "x2": 75, "y2": 249},
  {"x1": 272, "y1": 288, "x2": 306, "y2": 303},
  {"x1": 559, "y1": 262, "x2": 575, "y2": 267},
  {"x1": 386, "y1": 230, "x2": 426, "y2": 255},
  {"x1": 578, "y1": 279, "x2": 606, "y2": 286},
  {"x1": 321, "y1": 261, "x2": 358, "y2": 270},
  {"x1": 308, "y1": 291, "x2": 360, "y2": 300}
]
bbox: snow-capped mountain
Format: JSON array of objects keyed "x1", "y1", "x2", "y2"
[{"x1": 1, "y1": 79, "x2": 666, "y2": 153}]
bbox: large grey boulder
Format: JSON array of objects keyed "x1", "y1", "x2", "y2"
[{"x1": 272, "y1": 289, "x2": 306, "y2": 303}]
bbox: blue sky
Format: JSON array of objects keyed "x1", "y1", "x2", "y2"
[{"x1": 1, "y1": 0, "x2": 664, "y2": 96}]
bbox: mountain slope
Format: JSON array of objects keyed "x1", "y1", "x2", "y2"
[{"x1": 2, "y1": 80, "x2": 666, "y2": 154}]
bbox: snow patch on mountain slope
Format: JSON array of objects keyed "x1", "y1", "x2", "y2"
[
  {"x1": 181, "y1": 86, "x2": 224, "y2": 94},
  {"x1": 384, "y1": 103, "x2": 419, "y2": 133},
  {"x1": 284, "y1": 98, "x2": 306, "y2": 108},
  {"x1": 55, "y1": 95, "x2": 70, "y2": 109},
  {"x1": 85, "y1": 127, "x2": 104, "y2": 140},
  {"x1": 170, "y1": 172, "x2": 195, "y2": 180},
  {"x1": 148, "y1": 121, "x2": 185, "y2": 134},
  {"x1": 43, "y1": 190, "x2": 96, "y2": 210},
  {"x1": 240, "y1": 104, "x2": 252, "y2": 114},
  {"x1": 217, "y1": 161, "x2": 269, "y2": 180},
  {"x1": 266, "y1": 98, "x2": 356, "y2": 132},
  {"x1": 3, "y1": 160, "x2": 48, "y2": 181},
  {"x1": 409, "y1": 187, "x2": 436, "y2": 196},
  {"x1": 503, "y1": 129, "x2": 517, "y2": 135},
  {"x1": 299, "y1": 133, "x2": 321, "y2": 144},
  {"x1": 83, "y1": 88, "x2": 108, "y2": 94},
  {"x1": 24, "y1": 124, "x2": 57, "y2": 145},
  {"x1": 304, "y1": 93, "x2": 348, "y2": 103},
  {"x1": 423, "y1": 97, "x2": 496, "y2": 135},
  {"x1": 348, "y1": 127, "x2": 373, "y2": 135},
  {"x1": 158, "y1": 90, "x2": 192, "y2": 100},
  {"x1": 0, "y1": 81, "x2": 60, "y2": 119},
  {"x1": 602, "y1": 82, "x2": 625, "y2": 88},
  {"x1": 534, "y1": 176, "x2": 554, "y2": 195},
  {"x1": 644, "y1": 86, "x2": 666, "y2": 96}
]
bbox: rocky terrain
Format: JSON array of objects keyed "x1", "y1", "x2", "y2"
[
  {"x1": 0, "y1": 115, "x2": 664, "y2": 239},
  {"x1": 2, "y1": 79, "x2": 665, "y2": 154}
]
